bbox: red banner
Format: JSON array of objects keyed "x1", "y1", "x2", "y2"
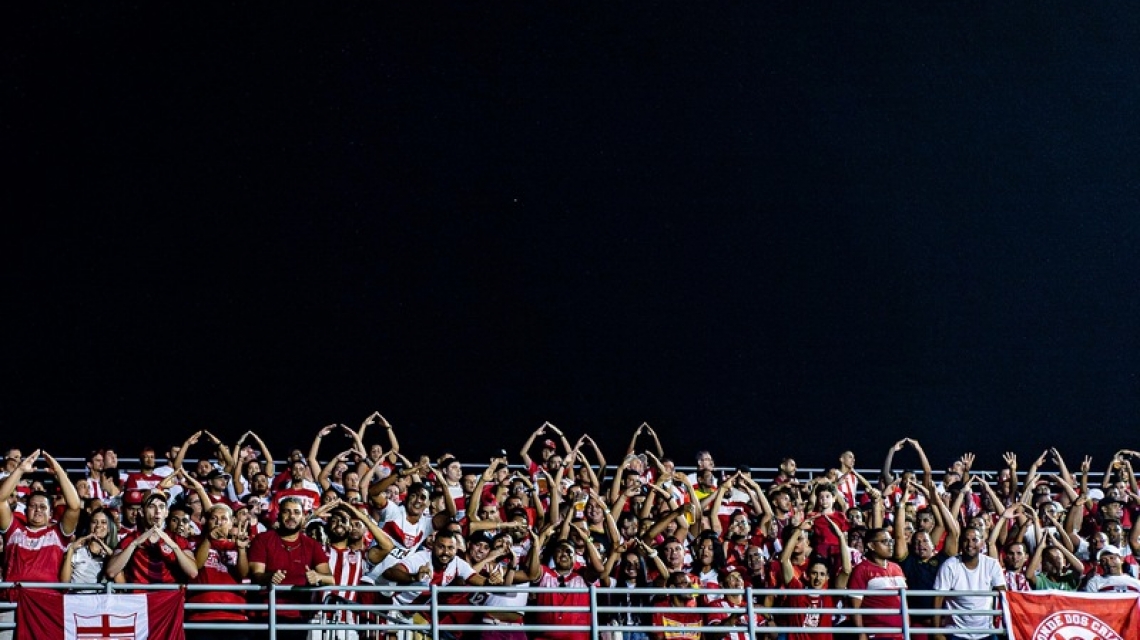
[
  {"x1": 1005, "y1": 591, "x2": 1140, "y2": 640},
  {"x1": 16, "y1": 588, "x2": 185, "y2": 640}
]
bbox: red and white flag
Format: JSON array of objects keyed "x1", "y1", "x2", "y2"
[
  {"x1": 16, "y1": 588, "x2": 185, "y2": 640},
  {"x1": 1004, "y1": 590, "x2": 1140, "y2": 640}
]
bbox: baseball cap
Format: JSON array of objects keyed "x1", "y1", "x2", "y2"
[
  {"x1": 1087, "y1": 488, "x2": 1105, "y2": 501},
  {"x1": 542, "y1": 439, "x2": 557, "y2": 450},
  {"x1": 123, "y1": 489, "x2": 146, "y2": 506},
  {"x1": 143, "y1": 492, "x2": 168, "y2": 507},
  {"x1": 204, "y1": 469, "x2": 232, "y2": 482},
  {"x1": 468, "y1": 531, "x2": 494, "y2": 547},
  {"x1": 1099, "y1": 544, "x2": 1124, "y2": 560}
]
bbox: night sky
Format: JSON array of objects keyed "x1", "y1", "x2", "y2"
[{"x1": 5, "y1": 4, "x2": 1138, "y2": 474}]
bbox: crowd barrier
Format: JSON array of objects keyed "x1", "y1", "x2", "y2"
[{"x1": 0, "y1": 582, "x2": 1010, "y2": 640}]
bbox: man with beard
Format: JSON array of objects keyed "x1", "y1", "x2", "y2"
[
  {"x1": 248, "y1": 496, "x2": 333, "y2": 639},
  {"x1": 651, "y1": 571, "x2": 703, "y2": 640},
  {"x1": 124, "y1": 446, "x2": 164, "y2": 492},
  {"x1": 997, "y1": 541, "x2": 1031, "y2": 592},
  {"x1": 271, "y1": 459, "x2": 323, "y2": 517},
  {"x1": 932, "y1": 527, "x2": 1005, "y2": 640},
  {"x1": 1083, "y1": 545, "x2": 1140, "y2": 593},
  {"x1": 520, "y1": 527, "x2": 602, "y2": 640},
  {"x1": 383, "y1": 529, "x2": 488, "y2": 636},
  {"x1": 895, "y1": 485, "x2": 959, "y2": 629},
  {"x1": 106, "y1": 493, "x2": 199, "y2": 583},
  {"x1": 313, "y1": 500, "x2": 395, "y2": 630}
]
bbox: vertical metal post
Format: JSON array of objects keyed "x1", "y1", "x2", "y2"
[
  {"x1": 899, "y1": 586, "x2": 910, "y2": 640},
  {"x1": 589, "y1": 583, "x2": 599, "y2": 640},
  {"x1": 431, "y1": 583, "x2": 440, "y2": 640},
  {"x1": 745, "y1": 587, "x2": 757, "y2": 638},
  {"x1": 268, "y1": 585, "x2": 277, "y2": 640}
]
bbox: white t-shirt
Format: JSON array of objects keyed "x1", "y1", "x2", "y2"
[
  {"x1": 932, "y1": 555, "x2": 1005, "y2": 639},
  {"x1": 392, "y1": 548, "x2": 475, "y2": 605},
  {"x1": 1083, "y1": 573, "x2": 1140, "y2": 593}
]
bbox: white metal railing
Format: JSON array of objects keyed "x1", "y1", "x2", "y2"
[{"x1": 0, "y1": 582, "x2": 1011, "y2": 639}]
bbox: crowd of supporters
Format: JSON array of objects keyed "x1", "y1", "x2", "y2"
[{"x1": 2, "y1": 415, "x2": 1140, "y2": 640}]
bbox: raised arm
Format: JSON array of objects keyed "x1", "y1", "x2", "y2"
[
  {"x1": 581, "y1": 435, "x2": 607, "y2": 484},
  {"x1": 708, "y1": 476, "x2": 735, "y2": 537},
  {"x1": 431, "y1": 464, "x2": 459, "y2": 530},
  {"x1": 781, "y1": 519, "x2": 813, "y2": 583},
  {"x1": 44, "y1": 452, "x2": 82, "y2": 535},
  {"x1": 247, "y1": 431, "x2": 274, "y2": 477},
  {"x1": 881, "y1": 439, "x2": 907, "y2": 488},
  {"x1": 910, "y1": 439, "x2": 935, "y2": 492},
  {"x1": 0, "y1": 450, "x2": 40, "y2": 532},
  {"x1": 307, "y1": 424, "x2": 338, "y2": 481},
  {"x1": 893, "y1": 484, "x2": 911, "y2": 562},
  {"x1": 203, "y1": 430, "x2": 234, "y2": 470},
  {"x1": 518, "y1": 422, "x2": 549, "y2": 470},
  {"x1": 607, "y1": 455, "x2": 634, "y2": 505},
  {"x1": 1050, "y1": 448, "x2": 1075, "y2": 488},
  {"x1": 172, "y1": 431, "x2": 201, "y2": 472},
  {"x1": 1002, "y1": 452, "x2": 1019, "y2": 501},
  {"x1": 833, "y1": 515, "x2": 853, "y2": 587}
]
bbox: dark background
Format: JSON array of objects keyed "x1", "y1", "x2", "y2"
[{"x1": 4, "y1": 4, "x2": 1137, "y2": 474}]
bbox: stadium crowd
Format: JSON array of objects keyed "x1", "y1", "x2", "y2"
[{"x1": 2, "y1": 413, "x2": 1140, "y2": 640}]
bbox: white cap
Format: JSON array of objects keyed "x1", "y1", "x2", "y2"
[{"x1": 1098, "y1": 544, "x2": 1124, "y2": 560}]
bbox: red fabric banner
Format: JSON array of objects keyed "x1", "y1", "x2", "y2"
[
  {"x1": 16, "y1": 587, "x2": 185, "y2": 640},
  {"x1": 1005, "y1": 590, "x2": 1140, "y2": 640}
]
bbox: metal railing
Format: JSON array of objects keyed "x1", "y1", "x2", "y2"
[{"x1": 0, "y1": 582, "x2": 1010, "y2": 640}]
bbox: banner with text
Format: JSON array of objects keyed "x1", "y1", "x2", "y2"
[{"x1": 1004, "y1": 590, "x2": 1140, "y2": 640}]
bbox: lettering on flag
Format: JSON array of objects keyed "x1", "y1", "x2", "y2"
[{"x1": 1004, "y1": 591, "x2": 1140, "y2": 640}]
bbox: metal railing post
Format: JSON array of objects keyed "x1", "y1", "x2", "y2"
[
  {"x1": 431, "y1": 583, "x2": 440, "y2": 640},
  {"x1": 589, "y1": 583, "x2": 599, "y2": 640},
  {"x1": 899, "y1": 586, "x2": 910, "y2": 640},
  {"x1": 745, "y1": 587, "x2": 757, "y2": 638},
  {"x1": 268, "y1": 585, "x2": 277, "y2": 640}
]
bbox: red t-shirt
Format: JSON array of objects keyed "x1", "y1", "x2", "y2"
[
  {"x1": 189, "y1": 537, "x2": 247, "y2": 621},
  {"x1": 847, "y1": 558, "x2": 907, "y2": 639},
  {"x1": 117, "y1": 530, "x2": 193, "y2": 584},
  {"x1": 652, "y1": 599, "x2": 703, "y2": 640},
  {"x1": 247, "y1": 531, "x2": 328, "y2": 619},
  {"x1": 2, "y1": 520, "x2": 71, "y2": 584},
  {"x1": 533, "y1": 566, "x2": 592, "y2": 640},
  {"x1": 783, "y1": 575, "x2": 837, "y2": 640},
  {"x1": 124, "y1": 471, "x2": 163, "y2": 492}
]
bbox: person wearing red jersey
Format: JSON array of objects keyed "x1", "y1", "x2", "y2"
[
  {"x1": 248, "y1": 496, "x2": 332, "y2": 640},
  {"x1": 848, "y1": 527, "x2": 908, "y2": 640},
  {"x1": 124, "y1": 446, "x2": 164, "y2": 492},
  {"x1": 652, "y1": 571, "x2": 704, "y2": 640},
  {"x1": 520, "y1": 421, "x2": 571, "y2": 500},
  {"x1": 520, "y1": 527, "x2": 603, "y2": 640},
  {"x1": 312, "y1": 500, "x2": 395, "y2": 633},
  {"x1": 0, "y1": 449, "x2": 82, "y2": 638},
  {"x1": 106, "y1": 492, "x2": 199, "y2": 584},
  {"x1": 189, "y1": 503, "x2": 251, "y2": 640},
  {"x1": 774, "y1": 515, "x2": 852, "y2": 639},
  {"x1": 708, "y1": 569, "x2": 769, "y2": 640},
  {"x1": 270, "y1": 459, "x2": 323, "y2": 518}
]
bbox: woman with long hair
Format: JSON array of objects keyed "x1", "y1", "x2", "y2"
[{"x1": 60, "y1": 507, "x2": 117, "y2": 589}]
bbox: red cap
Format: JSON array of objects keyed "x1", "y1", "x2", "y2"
[
  {"x1": 123, "y1": 489, "x2": 145, "y2": 505},
  {"x1": 542, "y1": 439, "x2": 557, "y2": 450}
]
